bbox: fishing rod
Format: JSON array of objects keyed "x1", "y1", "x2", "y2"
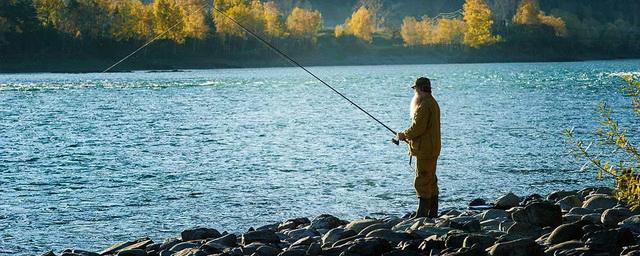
[
  {"x1": 102, "y1": 3, "x2": 401, "y2": 144},
  {"x1": 210, "y1": 6, "x2": 400, "y2": 145}
]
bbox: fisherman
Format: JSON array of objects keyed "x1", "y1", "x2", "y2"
[{"x1": 396, "y1": 77, "x2": 441, "y2": 218}]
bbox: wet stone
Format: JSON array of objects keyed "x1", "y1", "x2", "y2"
[{"x1": 181, "y1": 228, "x2": 221, "y2": 241}]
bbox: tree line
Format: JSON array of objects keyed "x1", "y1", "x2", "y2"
[{"x1": 1, "y1": 0, "x2": 639, "y2": 71}]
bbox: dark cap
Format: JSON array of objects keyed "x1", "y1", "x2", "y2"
[{"x1": 413, "y1": 77, "x2": 431, "y2": 91}]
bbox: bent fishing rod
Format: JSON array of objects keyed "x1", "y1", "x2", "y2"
[{"x1": 102, "y1": 3, "x2": 401, "y2": 145}]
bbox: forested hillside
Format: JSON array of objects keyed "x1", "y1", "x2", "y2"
[{"x1": 1, "y1": 0, "x2": 639, "y2": 72}]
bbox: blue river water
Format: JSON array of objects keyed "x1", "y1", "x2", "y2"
[{"x1": 1, "y1": 60, "x2": 639, "y2": 254}]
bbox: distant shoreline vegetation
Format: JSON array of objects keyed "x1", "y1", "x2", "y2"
[{"x1": 1, "y1": 0, "x2": 639, "y2": 73}]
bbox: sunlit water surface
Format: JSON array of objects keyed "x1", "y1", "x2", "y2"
[{"x1": 1, "y1": 60, "x2": 639, "y2": 254}]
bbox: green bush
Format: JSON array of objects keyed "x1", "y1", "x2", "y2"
[{"x1": 564, "y1": 75, "x2": 640, "y2": 210}]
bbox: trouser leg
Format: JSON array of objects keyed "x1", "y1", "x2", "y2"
[{"x1": 414, "y1": 157, "x2": 439, "y2": 217}]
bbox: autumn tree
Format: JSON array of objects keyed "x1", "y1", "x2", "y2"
[
  {"x1": 262, "y1": 1, "x2": 284, "y2": 38},
  {"x1": 462, "y1": 0, "x2": 500, "y2": 48},
  {"x1": 512, "y1": 0, "x2": 567, "y2": 37},
  {"x1": 212, "y1": 0, "x2": 267, "y2": 39},
  {"x1": 109, "y1": 1, "x2": 154, "y2": 41},
  {"x1": 432, "y1": 18, "x2": 466, "y2": 44},
  {"x1": 34, "y1": 0, "x2": 113, "y2": 39},
  {"x1": 152, "y1": 0, "x2": 187, "y2": 43},
  {"x1": 356, "y1": 0, "x2": 387, "y2": 31},
  {"x1": 400, "y1": 16, "x2": 419, "y2": 46},
  {"x1": 179, "y1": 0, "x2": 209, "y2": 40},
  {"x1": 341, "y1": 6, "x2": 375, "y2": 42},
  {"x1": 286, "y1": 7, "x2": 322, "y2": 41}
]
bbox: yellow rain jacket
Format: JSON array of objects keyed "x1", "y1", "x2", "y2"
[
  {"x1": 403, "y1": 94, "x2": 441, "y2": 159},
  {"x1": 403, "y1": 94, "x2": 441, "y2": 199}
]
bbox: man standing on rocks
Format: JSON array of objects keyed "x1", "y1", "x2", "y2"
[{"x1": 396, "y1": 77, "x2": 441, "y2": 218}]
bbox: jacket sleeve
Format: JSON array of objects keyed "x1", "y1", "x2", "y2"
[{"x1": 403, "y1": 105, "x2": 430, "y2": 140}]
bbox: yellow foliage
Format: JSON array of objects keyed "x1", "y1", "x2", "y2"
[
  {"x1": 415, "y1": 16, "x2": 434, "y2": 45},
  {"x1": 334, "y1": 24, "x2": 345, "y2": 37},
  {"x1": 512, "y1": 0, "x2": 539, "y2": 25},
  {"x1": 432, "y1": 18, "x2": 466, "y2": 44},
  {"x1": 538, "y1": 12, "x2": 567, "y2": 37},
  {"x1": 262, "y1": 2, "x2": 284, "y2": 38},
  {"x1": 462, "y1": 0, "x2": 500, "y2": 48},
  {"x1": 153, "y1": 0, "x2": 186, "y2": 43},
  {"x1": 213, "y1": 0, "x2": 265, "y2": 38},
  {"x1": 344, "y1": 6, "x2": 375, "y2": 42},
  {"x1": 286, "y1": 7, "x2": 323, "y2": 40},
  {"x1": 179, "y1": 0, "x2": 209, "y2": 40},
  {"x1": 400, "y1": 16, "x2": 419, "y2": 46}
]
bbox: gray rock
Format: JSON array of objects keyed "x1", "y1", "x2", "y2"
[
  {"x1": 255, "y1": 245, "x2": 281, "y2": 256},
  {"x1": 543, "y1": 240, "x2": 584, "y2": 254},
  {"x1": 480, "y1": 219, "x2": 501, "y2": 231},
  {"x1": 444, "y1": 233, "x2": 468, "y2": 249},
  {"x1": 291, "y1": 236, "x2": 318, "y2": 247},
  {"x1": 306, "y1": 242, "x2": 321, "y2": 256},
  {"x1": 582, "y1": 195, "x2": 619, "y2": 210},
  {"x1": 547, "y1": 190, "x2": 578, "y2": 202},
  {"x1": 568, "y1": 207, "x2": 595, "y2": 215},
  {"x1": 418, "y1": 235, "x2": 446, "y2": 251},
  {"x1": 322, "y1": 228, "x2": 356, "y2": 246},
  {"x1": 498, "y1": 220, "x2": 515, "y2": 232},
  {"x1": 602, "y1": 208, "x2": 632, "y2": 227},
  {"x1": 546, "y1": 223, "x2": 583, "y2": 245},
  {"x1": 462, "y1": 234, "x2": 495, "y2": 250},
  {"x1": 278, "y1": 218, "x2": 310, "y2": 231},
  {"x1": 206, "y1": 233, "x2": 237, "y2": 247},
  {"x1": 381, "y1": 250, "x2": 423, "y2": 256},
  {"x1": 556, "y1": 196, "x2": 583, "y2": 212},
  {"x1": 562, "y1": 214, "x2": 582, "y2": 223},
  {"x1": 481, "y1": 209, "x2": 509, "y2": 221},
  {"x1": 487, "y1": 238, "x2": 543, "y2": 256},
  {"x1": 158, "y1": 238, "x2": 180, "y2": 251},
  {"x1": 511, "y1": 202, "x2": 562, "y2": 228},
  {"x1": 181, "y1": 228, "x2": 221, "y2": 241},
  {"x1": 361, "y1": 223, "x2": 392, "y2": 235},
  {"x1": 242, "y1": 230, "x2": 280, "y2": 245},
  {"x1": 173, "y1": 248, "x2": 206, "y2": 256},
  {"x1": 410, "y1": 226, "x2": 449, "y2": 238},
  {"x1": 585, "y1": 228, "x2": 636, "y2": 254},
  {"x1": 309, "y1": 214, "x2": 342, "y2": 230},
  {"x1": 345, "y1": 219, "x2": 381, "y2": 233},
  {"x1": 283, "y1": 228, "x2": 318, "y2": 242},
  {"x1": 115, "y1": 249, "x2": 146, "y2": 256},
  {"x1": 169, "y1": 242, "x2": 199, "y2": 252},
  {"x1": 506, "y1": 222, "x2": 542, "y2": 239},
  {"x1": 620, "y1": 215, "x2": 640, "y2": 234},
  {"x1": 581, "y1": 213, "x2": 602, "y2": 224},
  {"x1": 495, "y1": 192, "x2": 521, "y2": 209},
  {"x1": 277, "y1": 249, "x2": 306, "y2": 256},
  {"x1": 341, "y1": 237, "x2": 392, "y2": 255},
  {"x1": 331, "y1": 234, "x2": 365, "y2": 248},
  {"x1": 257, "y1": 223, "x2": 280, "y2": 231},
  {"x1": 364, "y1": 229, "x2": 412, "y2": 245},
  {"x1": 40, "y1": 251, "x2": 56, "y2": 256},
  {"x1": 449, "y1": 217, "x2": 481, "y2": 232}
]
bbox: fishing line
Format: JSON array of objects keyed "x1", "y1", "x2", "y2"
[
  {"x1": 102, "y1": 2, "x2": 401, "y2": 144},
  {"x1": 210, "y1": 6, "x2": 400, "y2": 144}
]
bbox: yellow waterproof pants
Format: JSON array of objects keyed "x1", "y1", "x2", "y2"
[{"x1": 414, "y1": 157, "x2": 439, "y2": 199}]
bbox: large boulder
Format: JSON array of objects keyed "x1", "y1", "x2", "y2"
[
  {"x1": 309, "y1": 214, "x2": 343, "y2": 230},
  {"x1": 283, "y1": 227, "x2": 318, "y2": 242},
  {"x1": 449, "y1": 217, "x2": 481, "y2": 232},
  {"x1": 582, "y1": 195, "x2": 619, "y2": 210},
  {"x1": 545, "y1": 223, "x2": 583, "y2": 245},
  {"x1": 547, "y1": 190, "x2": 578, "y2": 202},
  {"x1": 278, "y1": 218, "x2": 310, "y2": 231},
  {"x1": 506, "y1": 222, "x2": 542, "y2": 239},
  {"x1": 481, "y1": 209, "x2": 509, "y2": 221},
  {"x1": 543, "y1": 240, "x2": 584, "y2": 255},
  {"x1": 620, "y1": 215, "x2": 640, "y2": 234},
  {"x1": 511, "y1": 202, "x2": 562, "y2": 228},
  {"x1": 345, "y1": 219, "x2": 381, "y2": 233},
  {"x1": 585, "y1": 228, "x2": 636, "y2": 254},
  {"x1": 242, "y1": 229, "x2": 280, "y2": 245},
  {"x1": 495, "y1": 193, "x2": 521, "y2": 209},
  {"x1": 365, "y1": 229, "x2": 413, "y2": 245},
  {"x1": 602, "y1": 208, "x2": 633, "y2": 227},
  {"x1": 321, "y1": 228, "x2": 356, "y2": 247},
  {"x1": 462, "y1": 234, "x2": 495, "y2": 250},
  {"x1": 181, "y1": 228, "x2": 221, "y2": 241},
  {"x1": 173, "y1": 248, "x2": 206, "y2": 256},
  {"x1": 556, "y1": 196, "x2": 582, "y2": 212},
  {"x1": 487, "y1": 238, "x2": 543, "y2": 256},
  {"x1": 340, "y1": 237, "x2": 392, "y2": 256}
]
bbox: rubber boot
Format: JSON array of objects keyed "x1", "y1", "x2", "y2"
[
  {"x1": 427, "y1": 196, "x2": 438, "y2": 218},
  {"x1": 412, "y1": 197, "x2": 429, "y2": 219}
]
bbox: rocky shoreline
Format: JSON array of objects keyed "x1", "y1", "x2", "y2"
[{"x1": 42, "y1": 187, "x2": 640, "y2": 256}]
